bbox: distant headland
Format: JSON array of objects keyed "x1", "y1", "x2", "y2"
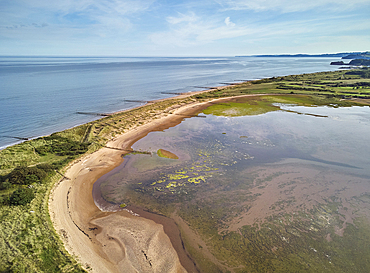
[
  {"x1": 238, "y1": 51, "x2": 370, "y2": 59},
  {"x1": 236, "y1": 52, "x2": 370, "y2": 67}
]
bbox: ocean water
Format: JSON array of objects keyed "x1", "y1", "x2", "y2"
[{"x1": 0, "y1": 56, "x2": 339, "y2": 149}]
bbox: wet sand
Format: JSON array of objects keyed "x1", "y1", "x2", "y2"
[{"x1": 128, "y1": 206, "x2": 199, "y2": 273}]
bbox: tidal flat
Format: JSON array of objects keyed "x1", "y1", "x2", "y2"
[{"x1": 94, "y1": 96, "x2": 370, "y2": 272}]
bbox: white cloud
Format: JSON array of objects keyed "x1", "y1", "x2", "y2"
[
  {"x1": 150, "y1": 13, "x2": 254, "y2": 47},
  {"x1": 14, "y1": 0, "x2": 155, "y2": 15},
  {"x1": 2, "y1": 0, "x2": 155, "y2": 28},
  {"x1": 1, "y1": 0, "x2": 157, "y2": 42},
  {"x1": 167, "y1": 12, "x2": 198, "y2": 24},
  {"x1": 149, "y1": 9, "x2": 364, "y2": 50},
  {"x1": 224, "y1": 17, "x2": 235, "y2": 27},
  {"x1": 216, "y1": 0, "x2": 370, "y2": 12}
]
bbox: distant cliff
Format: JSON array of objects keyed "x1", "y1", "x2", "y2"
[
  {"x1": 330, "y1": 59, "x2": 370, "y2": 66},
  {"x1": 342, "y1": 52, "x2": 370, "y2": 60},
  {"x1": 250, "y1": 53, "x2": 349, "y2": 57},
  {"x1": 348, "y1": 59, "x2": 370, "y2": 66}
]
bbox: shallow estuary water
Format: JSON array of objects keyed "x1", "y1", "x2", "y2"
[
  {"x1": 95, "y1": 104, "x2": 370, "y2": 205},
  {"x1": 93, "y1": 102, "x2": 370, "y2": 271}
]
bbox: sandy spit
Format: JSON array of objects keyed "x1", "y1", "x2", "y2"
[{"x1": 48, "y1": 90, "x2": 267, "y2": 272}]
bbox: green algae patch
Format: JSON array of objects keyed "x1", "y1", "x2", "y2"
[
  {"x1": 157, "y1": 149, "x2": 179, "y2": 159},
  {"x1": 188, "y1": 176, "x2": 207, "y2": 184},
  {"x1": 148, "y1": 158, "x2": 219, "y2": 190},
  {"x1": 168, "y1": 173, "x2": 189, "y2": 180}
]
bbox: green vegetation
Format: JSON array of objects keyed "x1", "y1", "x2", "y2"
[
  {"x1": 0, "y1": 173, "x2": 85, "y2": 272},
  {"x1": 8, "y1": 188, "x2": 35, "y2": 206},
  {"x1": 202, "y1": 95, "x2": 326, "y2": 117},
  {"x1": 157, "y1": 149, "x2": 179, "y2": 159},
  {"x1": 346, "y1": 68, "x2": 370, "y2": 78},
  {"x1": 34, "y1": 135, "x2": 90, "y2": 156},
  {"x1": 1, "y1": 164, "x2": 54, "y2": 186},
  {"x1": 178, "y1": 202, "x2": 370, "y2": 273},
  {"x1": 1, "y1": 68, "x2": 370, "y2": 272},
  {"x1": 197, "y1": 68, "x2": 370, "y2": 102},
  {"x1": 203, "y1": 98, "x2": 280, "y2": 116},
  {"x1": 349, "y1": 59, "x2": 370, "y2": 66}
]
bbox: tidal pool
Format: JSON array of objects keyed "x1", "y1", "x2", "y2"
[{"x1": 93, "y1": 101, "x2": 370, "y2": 272}]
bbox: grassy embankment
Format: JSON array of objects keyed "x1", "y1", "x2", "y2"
[{"x1": 0, "y1": 68, "x2": 369, "y2": 272}]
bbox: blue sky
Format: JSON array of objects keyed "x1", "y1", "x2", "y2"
[{"x1": 1, "y1": 0, "x2": 369, "y2": 56}]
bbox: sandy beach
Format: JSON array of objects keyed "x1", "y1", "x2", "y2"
[{"x1": 48, "y1": 88, "x2": 249, "y2": 272}]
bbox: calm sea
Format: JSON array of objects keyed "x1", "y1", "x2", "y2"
[{"x1": 0, "y1": 56, "x2": 340, "y2": 149}]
